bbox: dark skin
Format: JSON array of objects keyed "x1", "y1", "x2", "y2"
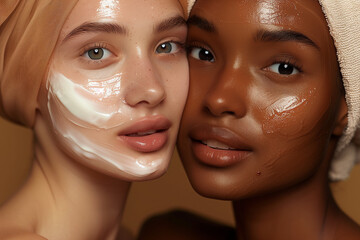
[
  {"x1": 138, "y1": 210, "x2": 236, "y2": 240},
  {"x1": 138, "y1": 0, "x2": 360, "y2": 239}
]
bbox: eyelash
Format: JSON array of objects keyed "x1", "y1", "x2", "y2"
[
  {"x1": 169, "y1": 40, "x2": 186, "y2": 50},
  {"x1": 79, "y1": 40, "x2": 186, "y2": 60},
  {"x1": 187, "y1": 42, "x2": 215, "y2": 62},
  {"x1": 80, "y1": 42, "x2": 112, "y2": 62},
  {"x1": 187, "y1": 42, "x2": 211, "y2": 53},
  {"x1": 270, "y1": 58, "x2": 303, "y2": 73},
  {"x1": 187, "y1": 41, "x2": 303, "y2": 74},
  {"x1": 154, "y1": 40, "x2": 187, "y2": 57}
]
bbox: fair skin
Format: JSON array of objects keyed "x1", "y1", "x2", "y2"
[{"x1": 0, "y1": 0, "x2": 188, "y2": 239}]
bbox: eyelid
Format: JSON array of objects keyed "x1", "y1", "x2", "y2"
[
  {"x1": 84, "y1": 48, "x2": 112, "y2": 61},
  {"x1": 155, "y1": 39, "x2": 186, "y2": 55},
  {"x1": 265, "y1": 56, "x2": 303, "y2": 73},
  {"x1": 187, "y1": 41, "x2": 212, "y2": 53},
  {"x1": 268, "y1": 63, "x2": 300, "y2": 75},
  {"x1": 187, "y1": 42, "x2": 215, "y2": 63},
  {"x1": 77, "y1": 42, "x2": 118, "y2": 70},
  {"x1": 79, "y1": 42, "x2": 117, "y2": 57}
]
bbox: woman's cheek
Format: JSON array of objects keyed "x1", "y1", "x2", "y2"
[
  {"x1": 161, "y1": 58, "x2": 189, "y2": 121},
  {"x1": 47, "y1": 71, "x2": 131, "y2": 129},
  {"x1": 260, "y1": 87, "x2": 330, "y2": 139}
]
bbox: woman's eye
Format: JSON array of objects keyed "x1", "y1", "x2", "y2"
[
  {"x1": 156, "y1": 42, "x2": 180, "y2": 54},
  {"x1": 85, "y1": 48, "x2": 111, "y2": 61},
  {"x1": 190, "y1": 47, "x2": 214, "y2": 62},
  {"x1": 268, "y1": 63, "x2": 299, "y2": 75}
]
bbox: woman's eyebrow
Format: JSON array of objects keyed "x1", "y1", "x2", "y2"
[
  {"x1": 187, "y1": 15, "x2": 216, "y2": 33},
  {"x1": 255, "y1": 29, "x2": 319, "y2": 50},
  {"x1": 63, "y1": 16, "x2": 185, "y2": 43},
  {"x1": 155, "y1": 16, "x2": 186, "y2": 33},
  {"x1": 63, "y1": 22, "x2": 128, "y2": 42}
]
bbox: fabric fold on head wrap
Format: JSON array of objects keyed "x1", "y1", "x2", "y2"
[
  {"x1": 0, "y1": 0, "x2": 20, "y2": 24},
  {"x1": 187, "y1": 0, "x2": 360, "y2": 181},
  {"x1": 318, "y1": 0, "x2": 360, "y2": 181},
  {"x1": 186, "y1": 0, "x2": 197, "y2": 15},
  {"x1": 0, "y1": 0, "x2": 79, "y2": 127}
]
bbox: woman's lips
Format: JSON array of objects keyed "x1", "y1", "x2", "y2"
[
  {"x1": 189, "y1": 126, "x2": 252, "y2": 167},
  {"x1": 118, "y1": 116, "x2": 171, "y2": 153}
]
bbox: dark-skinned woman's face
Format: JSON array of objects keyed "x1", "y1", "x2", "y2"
[{"x1": 177, "y1": 0, "x2": 346, "y2": 200}]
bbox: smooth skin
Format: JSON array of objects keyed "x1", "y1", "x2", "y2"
[
  {"x1": 0, "y1": 0, "x2": 188, "y2": 239},
  {"x1": 139, "y1": 0, "x2": 360, "y2": 239}
]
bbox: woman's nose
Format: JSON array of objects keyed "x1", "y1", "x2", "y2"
[
  {"x1": 204, "y1": 66, "x2": 249, "y2": 118},
  {"x1": 123, "y1": 58, "x2": 166, "y2": 108}
]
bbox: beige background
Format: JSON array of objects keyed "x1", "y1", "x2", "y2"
[{"x1": 1, "y1": 117, "x2": 360, "y2": 236}]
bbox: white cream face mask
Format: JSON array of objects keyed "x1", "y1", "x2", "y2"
[
  {"x1": 49, "y1": 71, "x2": 127, "y2": 129},
  {"x1": 46, "y1": 70, "x2": 175, "y2": 179},
  {"x1": 41, "y1": 0, "x2": 189, "y2": 181}
]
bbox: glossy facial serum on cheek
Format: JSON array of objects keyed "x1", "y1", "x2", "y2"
[
  {"x1": 47, "y1": 71, "x2": 126, "y2": 129},
  {"x1": 45, "y1": 71, "x2": 167, "y2": 178}
]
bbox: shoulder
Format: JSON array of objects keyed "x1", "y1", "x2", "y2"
[
  {"x1": 137, "y1": 209, "x2": 236, "y2": 240},
  {"x1": 0, "y1": 223, "x2": 46, "y2": 240},
  {"x1": 0, "y1": 205, "x2": 46, "y2": 240},
  {"x1": 334, "y1": 218, "x2": 360, "y2": 240},
  {"x1": 327, "y1": 210, "x2": 360, "y2": 240},
  {"x1": 0, "y1": 230, "x2": 47, "y2": 240},
  {"x1": 116, "y1": 225, "x2": 134, "y2": 240}
]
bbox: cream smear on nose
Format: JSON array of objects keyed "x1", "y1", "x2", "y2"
[{"x1": 46, "y1": 71, "x2": 163, "y2": 177}]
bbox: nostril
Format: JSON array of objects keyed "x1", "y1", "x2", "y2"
[
  {"x1": 204, "y1": 106, "x2": 236, "y2": 117},
  {"x1": 223, "y1": 111, "x2": 236, "y2": 115},
  {"x1": 204, "y1": 95, "x2": 246, "y2": 117},
  {"x1": 136, "y1": 100, "x2": 151, "y2": 106}
]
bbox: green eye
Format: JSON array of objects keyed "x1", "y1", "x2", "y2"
[
  {"x1": 156, "y1": 42, "x2": 179, "y2": 54},
  {"x1": 156, "y1": 42, "x2": 172, "y2": 53},
  {"x1": 87, "y1": 48, "x2": 104, "y2": 60}
]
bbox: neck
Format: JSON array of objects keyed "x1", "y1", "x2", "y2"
[
  {"x1": 23, "y1": 116, "x2": 131, "y2": 240},
  {"x1": 232, "y1": 169, "x2": 340, "y2": 240}
]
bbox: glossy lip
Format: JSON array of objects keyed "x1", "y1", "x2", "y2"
[
  {"x1": 118, "y1": 116, "x2": 172, "y2": 153},
  {"x1": 189, "y1": 125, "x2": 253, "y2": 167}
]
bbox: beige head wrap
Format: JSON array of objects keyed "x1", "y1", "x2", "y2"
[
  {"x1": 0, "y1": 0, "x2": 79, "y2": 127},
  {"x1": 187, "y1": 0, "x2": 360, "y2": 181},
  {"x1": 318, "y1": 0, "x2": 360, "y2": 181}
]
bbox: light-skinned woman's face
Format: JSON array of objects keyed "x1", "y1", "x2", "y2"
[
  {"x1": 178, "y1": 0, "x2": 345, "y2": 199},
  {"x1": 38, "y1": 0, "x2": 188, "y2": 181}
]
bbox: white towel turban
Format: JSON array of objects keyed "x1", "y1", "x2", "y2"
[
  {"x1": 319, "y1": 0, "x2": 360, "y2": 181},
  {"x1": 186, "y1": 0, "x2": 360, "y2": 181}
]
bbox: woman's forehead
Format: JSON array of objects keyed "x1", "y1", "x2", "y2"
[
  {"x1": 192, "y1": 0, "x2": 326, "y2": 30},
  {"x1": 190, "y1": 0, "x2": 332, "y2": 50},
  {"x1": 59, "y1": 0, "x2": 184, "y2": 40}
]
